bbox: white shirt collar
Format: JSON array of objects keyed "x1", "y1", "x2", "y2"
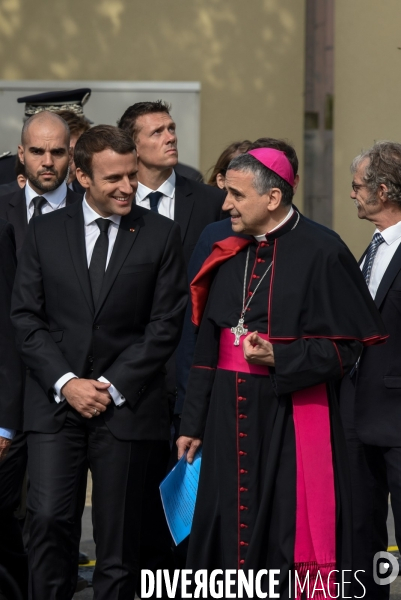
[
  {"x1": 254, "y1": 206, "x2": 294, "y2": 242},
  {"x1": 136, "y1": 170, "x2": 176, "y2": 203},
  {"x1": 25, "y1": 179, "x2": 67, "y2": 209},
  {"x1": 82, "y1": 196, "x2": 121, "y2": 227},
  {"x1": 375, "y1": 220, "x2": 401, "y2": 246}
]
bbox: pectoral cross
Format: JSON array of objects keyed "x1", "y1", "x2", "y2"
[{"x1": 231, "y1": 318, "x2": 248, "y2": 346}]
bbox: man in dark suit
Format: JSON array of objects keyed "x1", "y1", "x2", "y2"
[
  {"x1": 340, "y1": 141, "x2": 401, "y2": 599},
  {"x1": 174, "y1": 161, "x2": 203, "y2": 182},
  {"x1": 0, "y1": 88, "x2": 92, "y2": 187},
  {"x1": 0, "y1": 111, "x2": 82, "y2": 256},
  {"x1": 0, "y1": 157, "x2": 25, "y2": 197},
  {"x1": 0, "y1": 220, "x2": 25, "y2": 600},
  {"x1": 0, "y1": 111, "x2": 83, "y2": 599},
  {"x1": 117, "y1": 100, "x2": 224, "y2": 267},
  {"x1": 11, "y1": 125, "x2": 187, "y2": 600}
]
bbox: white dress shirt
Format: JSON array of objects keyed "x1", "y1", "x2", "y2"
[
  {"x1": 53, "y1": 198, "x2": 125, "y2": 407},
  {"x1": 136, "y1": 170, "x2": 175, "y2": 219},
  {"x1": 25, "y1": 180, "x2": 67, "y2": 221},
  {"x1": 0, "y1": 181, "x2": 69, "y2": 440},
  {"x1": 360, "y1": 221, "x2": 401, "y2": 299}
]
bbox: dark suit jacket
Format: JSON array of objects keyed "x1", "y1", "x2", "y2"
[
  {"x1": 0, "y1": 220, "x2": 23, "y2": 430},
  {"x1": 11, "y1": 201, "x2": 188, "y2": 440},
  {"x1": 0, "y1": 180, "x2": 20, "y2": 197},
  {"x1": 0, "y1": 187, "x2": 82, "y2": 257},
  {"x1": 354, "y1": 243, "x2": 401, "y2": 446},
  {"x1": 173, "y1": 173, "x2": 225, "y2": 268},
  {"x1": 174, "y1": 163, "x2": 203, "y2": 183},
  {"x1": 0, "y1": 153, "x2": 16, "y2": 185}
]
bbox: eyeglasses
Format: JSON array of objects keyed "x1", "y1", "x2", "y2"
[{"x1": 351, "y1": 182, "x2": 368, "y2": 192}]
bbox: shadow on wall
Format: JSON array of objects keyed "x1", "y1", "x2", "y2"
[{"x1": 0, "y1": 0, "x2": 300, "y2": 103}]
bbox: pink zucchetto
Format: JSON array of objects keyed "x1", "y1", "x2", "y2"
[{"x1": 247, "y1": 148, "x2": 295, "y2": 187}]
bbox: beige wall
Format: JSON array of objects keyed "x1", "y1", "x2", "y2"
[
  {"x1": 0, "y1": 0, "x2": 305, "y2": 199},
  {"x1": 334, "y1": 0, "x2": 401, "y2": 257}
]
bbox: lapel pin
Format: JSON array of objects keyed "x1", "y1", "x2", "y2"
[{"x1": 130, "y1": 228, "x2": 135, "y2": 232}]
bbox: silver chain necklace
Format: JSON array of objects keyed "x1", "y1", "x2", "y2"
[
  {"x1": 230, "y1": 211, "x2": 300, "y2": 346},
  {"x1": 230, "y1": 247, "x2": 272, "y2": 345}
]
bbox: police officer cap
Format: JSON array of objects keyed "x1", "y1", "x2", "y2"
[{"x1": 17, "y1": 88, "x2": 91, "y2": 118}]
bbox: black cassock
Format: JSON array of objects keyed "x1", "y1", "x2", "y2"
[{"x1": 180, "y1": 211, "x2": 387, "y2": 598}]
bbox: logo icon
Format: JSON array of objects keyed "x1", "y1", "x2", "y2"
[{"x1": 373, "y1": 551, "x2": 399, "y2": 585}]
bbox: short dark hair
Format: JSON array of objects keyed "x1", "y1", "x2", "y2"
[
  {"x1": 56, "y1": 110, "x2": 90, "y2": 138},
  {"x1": 228, "y1": 153, "x2": 294, "y2": 207},
  {"x1": 117, "y1": 100, "x2": 171, "y2": 140},
  {"x1": 74, "y1": 125, "x2": 136, "y2": 179},
  {"x1": 250, "y1": 137, "x2": 298, "y2": 178}
]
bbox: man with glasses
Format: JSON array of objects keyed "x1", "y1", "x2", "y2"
[{"x1": 340, "y1": 141, "x2": 401, "y2": 599}]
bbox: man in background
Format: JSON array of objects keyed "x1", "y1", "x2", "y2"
[
  {"x1": 0, "y1": 111, "x2": 83, "y2": 597},
  {"x1": 118, "y1": 101, "x2": 225, "y2": 587},
  {"x1": 0, "y1": 158, "x2": 26, "y2": 197},
  {"x1": 0, "y1": 111, "x2": 81, "y2": 255},
  {"x1": 55, "y1": 110, "x2": 90, "y2": 194},
  {"x1": 118, "y1": 100, "x2": 224, "y2": 266},
  {"x1": 0, "y1": 88, "x2": 92, "y2": 186},
  {"x1": 340, "y1": 141, "x2": 401, "y2": 599}
]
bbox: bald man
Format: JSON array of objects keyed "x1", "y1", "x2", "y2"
[
  {"x1": 0, "y1": 111, "x2": 82, "y2": 255},
  {"x1": 0, "y1": 112, "x2": 82, "y2": 598}
]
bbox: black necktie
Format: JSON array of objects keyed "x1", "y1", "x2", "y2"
[
  {"x1": 148, "y1": 191, "x2": 163, "y2": 213},
  {"x1": 89, "y1": 219, "x2": 111, "y2": 305},
  {"x1": 32, "y1": 196, "x2": 47, "y2": 218}
]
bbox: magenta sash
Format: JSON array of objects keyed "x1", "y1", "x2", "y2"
[{"x1": 218, "y1": 329, "x2": 336, "y2": 598}]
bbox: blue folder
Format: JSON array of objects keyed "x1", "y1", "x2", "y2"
[{"x1": 159, "y1": 448, "x2": 202, "y2": 545}]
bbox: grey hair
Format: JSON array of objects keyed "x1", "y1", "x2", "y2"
[
  {"x1": 351, "y1": 141, "x2": 401, "y2": 205},
  {"x1": 21, "y1": 111, "x2": 70, "y2": 145},
  {"x1": 227, "y1": 153, "x2": 294, "y2": 206}
]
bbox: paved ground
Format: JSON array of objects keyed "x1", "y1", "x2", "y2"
[{"x1": 74, "y1": 476, "x2": 401, "y2": 599}]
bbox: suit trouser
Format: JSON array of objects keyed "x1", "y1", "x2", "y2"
[
  {"x1": 0, "y1": 431, "x2": 28, "y2": 599},
  {"x1": 340, "y1": 376, "x2": 401, "y2": 600},
  {"x1": 26, "y1": 410, "x2": 152, "y2": 600}
]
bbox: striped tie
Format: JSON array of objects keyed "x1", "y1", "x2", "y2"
[{"x1": 361, "y1": 232, "x2": 385, "y2": 285}]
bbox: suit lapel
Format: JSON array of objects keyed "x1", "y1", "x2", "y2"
[
  {"x1": 374, "y1": 242, "x2": 401, "y2": 308},
  {"x1": 94, "y1": 209, "x2": 142, "y2": 319},
  {"x1": 6, "y1": 189, "x2": 28, "y2": 253},
  {"x1": 174, "y1": 173, "x2": 194, "y2": 242},
  {"x1": 64, "y1": 201, "x2": 94, "y2": 313}
]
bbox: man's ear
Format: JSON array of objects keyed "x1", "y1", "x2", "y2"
[
  {"x1": 68, "y1": 146, "x2": 73, "y2": 167},
  {"x1": 378, "y1": 183, "x2": 389, "y2": 203},
  {"x1": 17, "y1": 145, "x2": 24, "y2": 165},
  {"x1": 293, "y1": 174, "x2": 300, "y2": 194},
  {"x1": 267, "y1": 188, "x2": 283, "y2": 211},
  {"x1": 76, "y1": 168, "x2": 91, "y2": 190}
]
